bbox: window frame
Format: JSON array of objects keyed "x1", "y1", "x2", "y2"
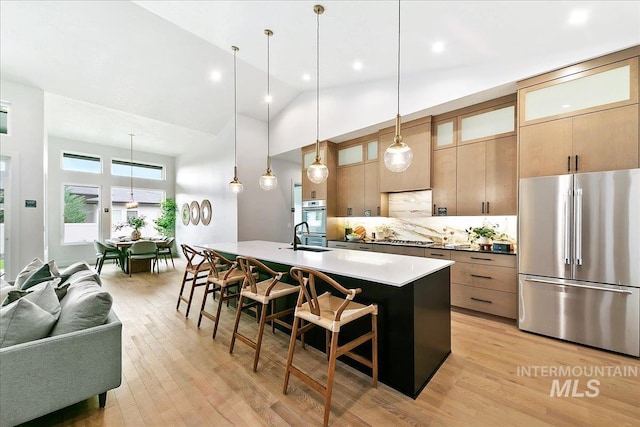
[
  {"x1": 61, "y1": 151, "x2": 103, "y2": 174},
  {"x1": 61, "y1": 183, "x2": 101, "y2": 245},
  {"x1": 111, "y1": 158, "x2": 165, "y2": 181}
]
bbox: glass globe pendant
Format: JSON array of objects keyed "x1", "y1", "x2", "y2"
[
  {"x1": 229, "y1": 166, "x2": 243, "y2": 193},
  {"x1": 259, "y1": 157, "x2": 278, "y2": 191},
  {"x1": 259, "y1": 29, "x2": 278, "y2": 191},
  {"x1": 228, "y1": 45, "x2": 243, "y2": 194},
  {"x1": 307, "y1": 151, "x2": 329, "y2": 184},
  {"x1": 384, "y1": 114, "x2": 413, "y2": 172}
]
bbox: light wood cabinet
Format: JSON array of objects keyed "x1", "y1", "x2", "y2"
[
  {"x1": 424, "y1": 248, "x2": 451, "y2": 260},
  {"x1": 450, "y1": 251, "x2": 517, "y2": 319},
  {"x1": 457, "y1": 135, "x2": 517, "y2": 215},
  {"x1": 328, "y1": 241, "x2": 372, "y2": 251},
  {"x1": 337, "y1": 164, "x2": 364, "y2": 217},
  {"x1": 301, "y1": 141, "x2": 337, "y2": 215},
  {"x1": 378, "y1": 117, "x2": 431, "y2": 193},
  {"x1": 364, "y1": 161, "x2": 383, "y2": 216},
  {"x1": 519, "y1": 105, "x2": 639, "y2": 178},
  {"x1": 431, "y1": 147, "x2": 457, "y2": 216}
]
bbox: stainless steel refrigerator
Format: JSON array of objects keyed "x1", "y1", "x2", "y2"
[{"x1": 518, "y1": 168, "x2": 640, "y2": 357}]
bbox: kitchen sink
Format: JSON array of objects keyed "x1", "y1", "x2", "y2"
[{"x1": 279, "y1": 246, "x2": 330, "y2": 253}]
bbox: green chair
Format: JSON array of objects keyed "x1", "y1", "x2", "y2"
[
  {"x1": 93, "y1": 240, "x2": 121, "y2": 275},
  {"x1": 156, "y1": 237, "x2": 175, "y2": 269},
  {"x1": 127, "y1": 241, "x2": 159, "y2": 277}
]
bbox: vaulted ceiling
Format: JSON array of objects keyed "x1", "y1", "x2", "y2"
[{"x1": 1, "y1": 1, "x2": 638, "y2": 156}]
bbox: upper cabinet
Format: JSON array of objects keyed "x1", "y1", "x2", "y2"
[
  {"x1": 518, "y1": 50, "x2": 640, "y2": 178},
  {"x1": 301, "y1": 141, "x2": 337, "y2": 214},
  {"x1": 378, "y1": 116, "x2": 431, "y2": 193},
  {"x1": 432, "y1": 95, "x2": 517, "y2": 216},
  {"x1": 336, "y1": 134, "x2": 387, "y2": 217}
]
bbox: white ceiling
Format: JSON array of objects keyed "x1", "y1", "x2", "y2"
[{"x1": 1, "y1": 1, "x2": 639, "y2": 157}]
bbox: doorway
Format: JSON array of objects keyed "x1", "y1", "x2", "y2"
[
  {"x1": 0, "y1": 157, "x2": 9, "y2": 278},
  {"x1": 292, "y1": 182, "x2": 302, "y2": 227}
]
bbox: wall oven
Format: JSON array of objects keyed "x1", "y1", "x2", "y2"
[{"x1": 301, "y1": 200, "x2": 327, "y2": 239}]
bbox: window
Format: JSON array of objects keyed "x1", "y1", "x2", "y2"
[
  {"x1": 63, "y1": 185, "x2": 100, "y2": 244},
  {"x1": 111, "y1": 160, "x2": 163, "y2": 180},
  {"x1": 0, "y1": 103, "x2": 9, "y2": 135},
  {"x1": 111, "y1": 187, "x2": 164, "y2": 238},
  {"x1": 62, "y1": 152, "x2": 101, "y2": 173}
]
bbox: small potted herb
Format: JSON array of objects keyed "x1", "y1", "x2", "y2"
[{"x1": 466, "y1": 225, "x2": 497, "y2": 245}]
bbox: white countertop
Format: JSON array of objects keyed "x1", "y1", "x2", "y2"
[{"x1": 199, "y1": 240, "x2": 454, "y2": 287}]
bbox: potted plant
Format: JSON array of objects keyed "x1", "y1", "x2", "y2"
[
  {"x1": 154, "y1": 198, "x2": 177, "y2": 238},
  {"x1": 466, "y1": 225, "x2": 497, "y2": 245},
  {"x1": 114, "y1": 215, "x2": 147, "y2": 241}
]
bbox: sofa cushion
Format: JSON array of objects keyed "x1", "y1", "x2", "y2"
[
  {"x1": 2, "y1": 278, "x2": 67, "y2": 306},
  {"x1": 60, "y1": 261, "x2": 93, "y2": 277},
  {"x1": 49, "y1": 280, "x2": 113, "y2": 336},
  {"x1": 65, "y1": 269, "x2": 102, "y2": 287},
  {"x1": 19, "y1": 260, "x2": 60, "y2": 291},
  {"x1": 0, "y1": 282, "x2": 16, "y2": 304},
  {"x1": 0, "y1": 283, "x2": 61, "y2": 348}
]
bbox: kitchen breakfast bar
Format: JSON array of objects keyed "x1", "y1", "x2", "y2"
[{"x1": 200, "y1": 240, "x2": 454, "y2": 398}]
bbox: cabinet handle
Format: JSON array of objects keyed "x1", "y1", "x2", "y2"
[
  {"x1": 358, "y1": 246, "x2": 369, "y2": 250},
  {"x1": 311, "y1": 190, "x2": 316, "y2": 199},
  {"x1": 470, "y1": 256, "x2": 493, "y2": 261},
  {"x1": 347, "y1": 207, "x2": 352, "y2": 216},
  {"x1": 567, "y1": 156, "x2": 571, "y2": 173},
  {"x1": 481, "y1": 202, "x2": 485, "y2": 214},
  {"x1": 575, "y1": 155, "x2": 579, "y2": 172},
  {"x1": 336, "y1": 244, "x2": 347, "y2": 248},
  {"x1": 377, "y1": 206, "x2": 380, "y2": 216},
  {"x1": 429, "y1": 253, "x2": 445, "y2": 257},
  {"x1": 471, "y1": 274, "x2": 493, "y2": 279},
  {"x1": 433, "y1": 204, "x2": 436, "y2": 215},
  {"x1": 471, "y1": 297, "x2": 493, "y2": 304},
  {"x1": 486, "y1": 201, "x2": 490, "y2": 214}
]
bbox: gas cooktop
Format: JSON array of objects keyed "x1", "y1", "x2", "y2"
[{"x1": 375, "y1": 239, "x2": 435, "y2": 247}]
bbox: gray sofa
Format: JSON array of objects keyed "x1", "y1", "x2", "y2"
[{"x1": 0, "y1": 263, "x2": 122, "y2": 427}]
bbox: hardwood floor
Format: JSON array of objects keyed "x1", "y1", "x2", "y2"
[{"x1": 22, "y1": 258, "x2": 639, "y2": 426}]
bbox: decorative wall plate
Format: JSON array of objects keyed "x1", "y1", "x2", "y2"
[
  {"x1": 190, "y1": 200, "x2": 200, "y2": 225},
  {"x1": 200, "y1": 199, "x2": 212, "y2": 226},
  {"x1": 181, "y1": 203, "x2": 190, "y2": 226}
]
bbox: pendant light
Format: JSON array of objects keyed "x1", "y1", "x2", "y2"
[
  {"x1": 306, "y1": 4, "x2": 329, "y2": 185},
  {"x1": 229, "y1": 45, "x2": 244, "y2": 194},
  {"x1": 383, "y1": 0, "x2": 413, "y2": 173},
  {"x1": 259, "y1": 29, "x2": 278, "y2": 191},
  {"x1": 125, "y1": 133, "x2": 138, "y2": 209}
]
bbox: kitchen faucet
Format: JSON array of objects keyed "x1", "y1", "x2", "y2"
[{"x1": 292, "y1": 222, "x2": 310, "y2": 251}]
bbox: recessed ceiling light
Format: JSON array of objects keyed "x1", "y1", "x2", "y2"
[
  {"x1": 568, "y1": 9, "x2": 589, "y2": 25},
  {"x1": 562, "y1": 104, "x2": 571, "y2": 108},
  {"x1": 265, "y1": 94, "x2": 273, "y2": 103},
  {"x1": 432, "y1": 42, "x2": 445, "y2": 53},
  {"x1": 210, "y1": 70, "x2": 221, "y2": 82},
  {"x1": 353, "y1": 61, "x2": 363, "y2": 71},
  {"x1": 302, "y1": 73, "x2": 311, "y2": 81}
]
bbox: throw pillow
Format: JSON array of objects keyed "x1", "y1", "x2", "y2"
[
  {"x1": 49, "y1": 280, "x2": 113, "y2": 336},
  {"x1": 1, "y1": 278, "x2": 67, "y2": 306},
  {"x1": 18, "y1": 260, "x2": 59, "y2": 291},
  {"x1": 60, "y1": 261, "x2": 93, "y2": 277},
  {"x1": 14, "y1": 258, "x2": 43, "y2": 288},
  {"x1": 0, "y1": 283, "x2": 61, "y2": 347},
  {"x1": 0, "y1": 282, "x2": 16, "y2": 304}
]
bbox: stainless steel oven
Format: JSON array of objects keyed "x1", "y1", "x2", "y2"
[
  {"x1": 301, "y1": 200, "x2": 327, "y2": 235},
  {"x1": 302, "y1": 235, "x2": 327, "y2": 247}
]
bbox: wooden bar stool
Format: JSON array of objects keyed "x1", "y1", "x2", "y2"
[
  {"x1": 229, "y1": 256, "x2": 299, "y2": 372},
  {"x1": 284, "y1": 266, "x2": 378, "y2": 427},
  {"x1": 197, "y1": 249, "x2": 246, "y2": 339},
  {"x1": 176, "y1": 244, "x2": 212, "y2": 317}
]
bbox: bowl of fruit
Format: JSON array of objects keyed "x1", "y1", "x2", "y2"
[{"x1": 346, "y1": 233, "x2": 362, "y2": 242}]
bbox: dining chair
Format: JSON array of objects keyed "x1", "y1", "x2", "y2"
[
  {"x1": 156, "y1": 237, "x2": 175, "y2": 269},
  {"x1": 198, "y1": 249, "x2": 246, "y2": 339},
  {"x1": 229, "y1": 256, "x2": 299, "y2": 372},
  {"x1": 126, "y1": 241, "x2": 159, "y2": 277},
  {"x1": 93, "y1": 240, "x2": 121, "y2": 275},
  {"x1": 177, "y1": 244, "x2": 212, "y2": 317},
  {"x1": 284, "y1": 266, "x2": 378, "y2": 427}
]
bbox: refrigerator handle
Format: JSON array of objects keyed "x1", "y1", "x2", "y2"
[
  {"x1": 564, "y1": 190, "x2": 571, "y2": 265},
  {"x1": 567, "y1": 156, "x2": 571, "y2": 173},
  {"x1": 575, "y1": 188, "x2": 583, "y2": 265}
]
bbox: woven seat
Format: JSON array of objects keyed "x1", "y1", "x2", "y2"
[
  {"x1": 176, "y1": 244, "x2": 212, "y2": 317},
  {"x1": 229, "y1": 256, "x2": 299, "y2": 372},
  {"x1": 198, "y1": 249, "x2": 246, "y2": 339},
  {"x1": 284, "y1": 266, "x2": 378, "y2": 427},
  {"x1": 93, "y1": 240, "x2": 121, "y2": 275}
]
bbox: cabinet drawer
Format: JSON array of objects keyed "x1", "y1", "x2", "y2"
[
  {"x1": 451, "y1": 251, "x2": 516, "y2": 268},
  {"x1": 451, "y1": 263, "x2": 517, "y2": 293},
  {"x1": 328, "y1": 241, "x2": 372, "y2": 251},
  {"x1": 373, "y1": 244, "x2": 426, "y2": 257},
  {"x1": 425, "y1": 248, "x2": 451, "y2": 260},
  {"x1": 451, "y1": 283, "x2": 517, "y2": 319}
]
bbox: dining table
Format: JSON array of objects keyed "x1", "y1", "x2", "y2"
[{"x1": 106, "y1": 238, "x2": 164, "y2": 274}]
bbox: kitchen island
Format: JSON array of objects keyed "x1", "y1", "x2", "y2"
[{"x1": 200, "y1": 240, "x2": 453, "y2": 398}]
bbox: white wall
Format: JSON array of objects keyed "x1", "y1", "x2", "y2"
[
  {"x1": 47, "y1": 135, "x2": 175, "y2": 266},
  {"x1": 0, "y1": 80, "x2": 45, "y2": 280},
  {"x1": 175, "y1": 114, "x2": 302, "y2": 249}
]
